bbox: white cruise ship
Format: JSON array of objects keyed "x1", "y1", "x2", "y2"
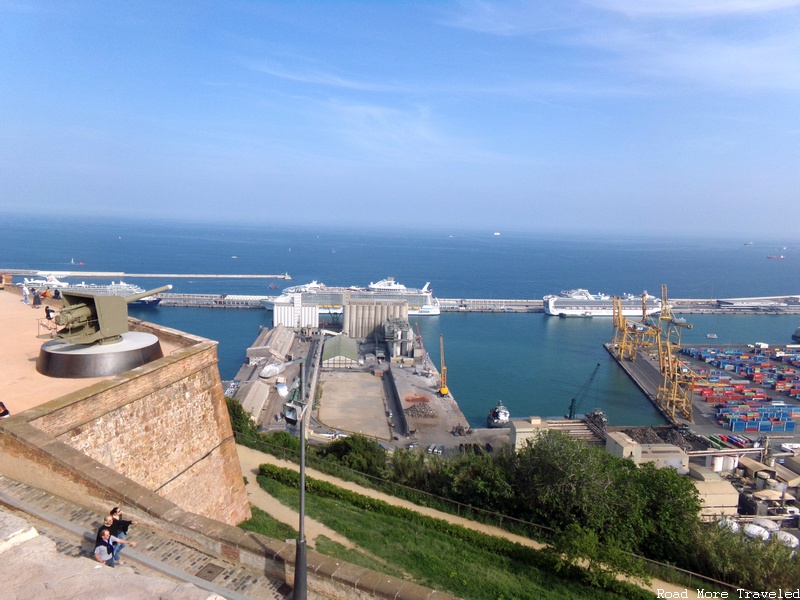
[
  {"x1": 20, "y1": 274, "x2": 164, "y2": 306},
  {"x1": 262, "y1": 277, "x2": 440, "y2": 316},
  {"x1": 543, "y1": 289, "x2": 660, "y2": 318}
]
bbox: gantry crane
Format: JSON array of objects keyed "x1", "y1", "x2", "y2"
[
  {"x1": 654, "y1": 284, "x2": 703, "y2": 423},
  {"x1": 612, "y1": 293, "x2": 659, "y2": 362},
  {"x1": 611, "y1": 284, "x2": 705, "y2": 423},
  {"x1": 438, "y1": 333, "x2": 449, "y2": 396}
]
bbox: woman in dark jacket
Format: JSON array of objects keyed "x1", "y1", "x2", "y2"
[{"x1": 109, "y1": 506, "x2": 138, "y2": 563}]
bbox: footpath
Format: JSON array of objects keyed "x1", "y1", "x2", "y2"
[
  {"x1": 0, "y1": 442, "x2": 705, "y2": 600},
  {"x1": 0, "y1": 475, "x2": 289, "y2": 600},
  {"x1": 237, "y1": 445, "x2": 706, "y2": 599}
]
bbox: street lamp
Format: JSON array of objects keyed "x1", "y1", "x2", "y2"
[{"x1": 277, "y1": 362, "x2": 307, "y2": 599}]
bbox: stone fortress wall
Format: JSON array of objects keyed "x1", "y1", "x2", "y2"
[{"x1": 0, "y1": 318, "x2": 250, "y2": 526}]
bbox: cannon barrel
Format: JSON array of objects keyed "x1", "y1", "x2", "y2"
[
  {"x1": 124, "y1": 284, "x2": 172, "y2": 304},
  {"x1": 55, "y1": 303, "x2": 91, "y2": 326}
]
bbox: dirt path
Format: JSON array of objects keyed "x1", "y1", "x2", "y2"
[
  {"x1": 237, "y1": 445, "x2": 356, "y2": 549},
  {"x1": 236, "y1": 444, "x2": 704, "y2": 599}
]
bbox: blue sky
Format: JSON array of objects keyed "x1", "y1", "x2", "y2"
[{"x1": 1, "y1": 1, "x2": 798, "y2": 235}]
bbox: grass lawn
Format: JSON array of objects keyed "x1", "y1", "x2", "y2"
[{"x1": 242, "y1": 473, "x2": 652, "y2": 600}]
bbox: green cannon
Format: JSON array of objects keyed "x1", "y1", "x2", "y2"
[{"x1": 55, "y1": 284, "x2": 172, "y2": 345}]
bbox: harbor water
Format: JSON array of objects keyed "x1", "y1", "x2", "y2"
[{"x1": 3, "y1": 213, "x2": 799, "y2": 428}]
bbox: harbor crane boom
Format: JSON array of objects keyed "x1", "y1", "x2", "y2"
[
  {"x1": 567, "y1": 363, "x2": 601, "y2": 420},
  {"x1": 439, "y1": 334, "x2": 449, "y2": 396}
]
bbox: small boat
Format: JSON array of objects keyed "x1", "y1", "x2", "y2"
[
  {"x1": 706, "y1": 333, "x2": 718, "y2": 339},
  {"x1": 487, "y1": 401, "x2": 510, "y2": 428},
  {"x1": 269, "y1": 284, "x2": 278, "y2": 289},
  {"x1": 767, "y1": 255, "x2": 785, "y2": 260}
]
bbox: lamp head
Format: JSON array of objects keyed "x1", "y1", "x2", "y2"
[
  {"x1": 282, "y1": 401, "x2": 306, "y2": 426},
  {"x1": 276, "y1": 376, "x2": 300, "y2": 400}
]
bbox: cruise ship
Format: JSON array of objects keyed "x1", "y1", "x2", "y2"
[
  {"x1": 543, "y1": 288, "x2": 661, "y2": 318},
  {"x1": 20, "y1": 274, "x2": 164, "y2": 306},
  {"x1": 262, "y1": 277, "x2": 440, "y2": 316}
]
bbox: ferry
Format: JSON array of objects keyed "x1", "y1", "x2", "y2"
[
  {"x1": 263, "y1": 277, "x2": 440, "y2": 316},
  {"x1": 543, "y1": 289, "x2": 661, "y2": 318}
]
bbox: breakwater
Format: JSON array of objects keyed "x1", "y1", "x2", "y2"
[{"x1": 155, "y1": 293, "x2": 800, "y2": 314}]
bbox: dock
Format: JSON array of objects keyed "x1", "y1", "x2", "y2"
[
  {"x1": 1, "y1": 269, "x2": 290, "y2": 279},
  {"x1": 155, "y1": 294, "x2": 800, "y2": 314},
  {"x1": 2, "y1": 269, "x2": 798, "y2": 313},
  {"x1": 157, "y1": 293, "x2": 272, "y2": 308},
  {"x1": 605, "y1": 343, "x2": 800, "y2": 446}
]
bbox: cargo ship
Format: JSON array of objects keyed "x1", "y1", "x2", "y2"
[
  {"x1": 20, "y1": 274, "x2": 163, "y2": 306},
  {"x1": 543, "y1": 288, "x2": 661, "y2": 318},
  {"x1": 262, "y1": 277, "x2": 440, "y2": 316}
]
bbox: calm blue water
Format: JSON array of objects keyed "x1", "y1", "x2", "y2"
[{"x1": 3, "y1": 213, "x2": 799, "y2": 427}]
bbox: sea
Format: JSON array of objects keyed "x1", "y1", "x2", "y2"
[{"x1": 3, "y1": 213, "x2": 799, "y2": 429}]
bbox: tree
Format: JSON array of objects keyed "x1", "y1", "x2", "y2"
[
  {"x1": 631, "y1": 462, "x2": 701, "y2": 563},
  {"x1": 438, "y1": 452, "x2": 514, "y2": 513},
  {"x1": 314, "y1": 434, "x2": 387, "y2": 477},
  {"x1": 226, "y1": 397, "x2": 259, "y2": 443}
]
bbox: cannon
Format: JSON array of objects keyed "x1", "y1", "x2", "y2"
[{"x1": 55, "y1": 284, "x2": 172, "y2": 345}]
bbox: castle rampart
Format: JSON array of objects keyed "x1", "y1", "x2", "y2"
[{"x1": 0, "y1": 314, "x2": 250, "y2": 526}]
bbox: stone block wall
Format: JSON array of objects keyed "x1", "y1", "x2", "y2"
[{"x1": 8, "y1": 332, "x2": 250, "y2": 526}]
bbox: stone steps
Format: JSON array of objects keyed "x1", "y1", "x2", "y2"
[{"x1": 0, "y1": 475, "x2": 290, "y2": 600}]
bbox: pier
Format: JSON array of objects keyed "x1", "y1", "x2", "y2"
[
  {"x1": 1, "y1": 269, "x2": 290, "y2": 279},
  {"x1": 155, "y1": 294, "x2": 800, "y2": 314},
  {"x1": 3, "y1": 269, "x2": 798, "y2": 313}
]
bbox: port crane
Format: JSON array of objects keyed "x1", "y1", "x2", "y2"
[
  {"x1": 612, "y1": 293, "x2": 660, "y2": 362},
  {"x1": 414, "y1": 323, "x2": 431, "y2": 376},
  {"x1": 438, "y1": 334, "x2": 449, "y2": 396},
  {"x1": 654, "y1": 284, "x2": 705, "y2": 423},
  {"x1": 611, "y1": 284, "x2": 706, "y2": 423},
  {"x1": 566, "y1": 363, "x2": 601, "y2": 419}
]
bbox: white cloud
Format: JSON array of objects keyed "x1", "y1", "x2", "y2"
[
  {"x1": 247, "y1": 61, "x2": 402, "y2": 94},
  {"x1": 586, "y1": 0, "x2": 800, "y2": 19}
]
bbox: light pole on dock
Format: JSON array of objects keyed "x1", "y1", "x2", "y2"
[{"x1": 277, "y1": 362, "x2": 308, "y2": 599}]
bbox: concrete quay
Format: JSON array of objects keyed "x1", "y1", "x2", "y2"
[
  {"x1": 2, "y1": 269, "x2": 290, "y2": 279},
  {"x1": 604, "y1": 343, "x2": 800, "y2": 446},
  {"x1": 160, "y1": 294, "x2": 800, "y2": 314},
  {"x1": 229, "y1": 327, "x2": 509, "y2": 455}
]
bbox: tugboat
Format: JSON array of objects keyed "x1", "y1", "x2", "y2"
[{"x1": 486, "y1": 401, "x2": 510, "y2": 428}]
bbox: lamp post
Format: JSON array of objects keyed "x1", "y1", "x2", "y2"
[{"x1": 277, "y1": 362, "x2": 307, "y2": 599}]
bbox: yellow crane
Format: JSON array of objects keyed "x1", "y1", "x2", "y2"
[
  {"x1": 439, "y1": 334, "x2": 449, "y2": 396},
  {"x1": 612, "y1": 294, "x2": 659, "y2": 362},
  {"x1": 654, "y1": 284, "x2": 703, "y2": 422}
]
